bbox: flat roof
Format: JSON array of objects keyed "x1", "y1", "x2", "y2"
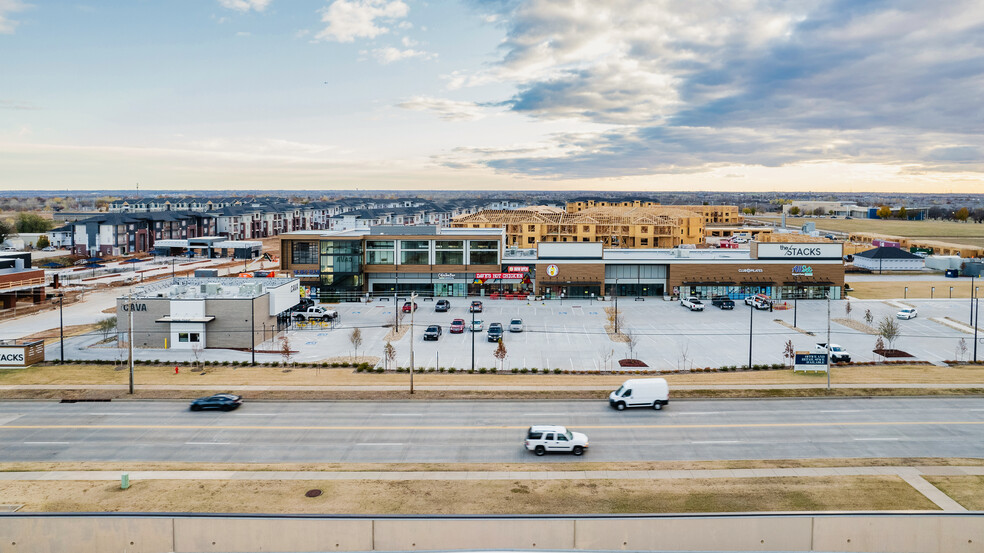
[{"x1": 128, "y1": 276, "x2": 297, "y2": 300}]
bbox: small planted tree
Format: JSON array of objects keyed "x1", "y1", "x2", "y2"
[
  {"x1": 35, "y1": 235, "x2": 50, "y2": 249},
  {"x1": 624, "y1": 329, "x2": 639, "y2": 360},
  {"x1": 874, "y1": 336, "x2": 886, "y2": 360},
  {"x1": 97, "y1": 316, "x2": 117, "y2": 341},
  {"x1": 957, "y1": 338, "x2": 968, "y2": 362},
  {"x1": 783, "y1": 339, "x2": 795, "y2": 368},
  {"x1": 350, "y1": 327, "x2": 363, "y2": 362},
  {"x1": 844, "y1": 300, "x2": 852, "y2": 319},
  {"x1": 493, "y1": 339, "x2": 507, "y2": 372},
  {"x1": 191, "y1": 343, "x2": 204, "y2": 371},
  {"x1": 384, "y1": 341, "x2": 396, "y2": 371},
  {"x1": 279, "y1": 334, "x2": 293, "y2": 367},
  {"x1": 877, "y1": 315, "x2": 901, "y2": 350},
  {"x1": 864, "y1": 309, "x2": 874, "y2": 327}
]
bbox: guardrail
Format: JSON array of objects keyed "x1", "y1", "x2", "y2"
[
  {"x1": 0, "y1": 276, "x2": 45, "y2": 291},
  {"x1": 1, "y1": 512, "x2": 981, "y2": 552}
]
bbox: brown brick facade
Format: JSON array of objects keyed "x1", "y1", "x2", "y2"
[{"x1": 668, "y1": 263, "x2": 845, "y2": 290}]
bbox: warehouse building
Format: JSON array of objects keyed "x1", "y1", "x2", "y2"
[{"x1": 116, "y1": 277, "x2": 299, "y2": 349}]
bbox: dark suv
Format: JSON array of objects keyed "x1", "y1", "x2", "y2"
[
  {"x1": 423, "y1": 325, "x2": 442, "y2": 341},
  {"x1": 435, "y1": 299, "x2": 450, "y2": 312},
  {"x1": 711, "y1": 296, "x2": 735, "y2": 309},
  {"x1": 469, "y1": 301, "x2": 483, "y2": 313},
  {"x1": 487, "y1": 322, "x2": 503, "y2": 342}
]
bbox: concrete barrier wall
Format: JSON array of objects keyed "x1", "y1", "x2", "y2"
[{"x1": 2, "y1": 514, "x2": 982, "y2": 553}]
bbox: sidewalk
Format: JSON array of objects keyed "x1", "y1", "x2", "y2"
[
  {"x1": 1, "y1": 383, "x2": 983, "y2": 392},
  {"x1": 1, "y1": 466, "x2": 975, "y2": 511}
]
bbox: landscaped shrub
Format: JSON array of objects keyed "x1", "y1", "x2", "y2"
[
  {"x1": 427, "y1": 368, "x2": 435, "y2": 373},
  {"x1": 553, "y1": 368, "x2": 562, "y2": 374},
  {"x1": 375, "y1": 367, "x2": 384, "y2": 373},
  {"x1": 358, "y1": 362, "x2": 370, "y2": 371},
  {"x1": 490, "y1": 368, "x2": 496, "y2": 373},
  {"x1": 530, "y1": 368, "x2": 538, "y2": 374},
  {"x1": 511, "y1": 368, "x2": 519, "y2": 374},
  {"x1": 520, "y1": 368, "x2": 528, "y2": 374},
  {"x1": 448, "y1": 367, "x2": 456, "y2": 373}
]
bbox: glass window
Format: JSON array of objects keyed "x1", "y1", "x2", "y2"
[
  {"x1": 469, "y1": 240, "x2": 497, "y2": 250},
  {"x1": 178, "y1": 333, "x2": 189, "y2": 342},
  {"x1": 469, "y1": 250, "x2": 497, "y2": 265},
  {"x1": 321, "y1": 240, "x2": 361, "y2": 255},
  {"x1": 401, "y1": 250, "x2": 429, "y2": 265},
  {"x1": 434, "y1": 240, "x2": 463, "y2": 250},
  {"x1": 366, "y1": 250, "x2": 395, "y2": 265},
  {"x1": 291, "y1": 242, "x2": 319, "y2": 265},
  {"x1": 189, "y1": 333, "x2": 200, "y2": 343},
  {"x1": 435, "y1": 250, "x2": 463, "y2": 265},
  {"x1": 401, "y1": 240, "x2": 429, "y2": 250},
  {"x1": 367, "y1": 240, "x2": 393, "y2": 249}
]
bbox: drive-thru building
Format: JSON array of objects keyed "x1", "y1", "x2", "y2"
[
  {"x1": 116, "y1": 277, "x2": 299, "y2": 349},
  {"x1": 280, "y1": 226, "x2": 845, "y2": 301}
]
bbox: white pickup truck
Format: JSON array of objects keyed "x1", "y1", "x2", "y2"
[
  {"x1": 680, "y1": 297, "x2": 705, "y2": 311},
  {"x1": 291, "y1": 306, "x2": 338, "y2": 321},
  {"x1": 814, "y1": 343, "x2": 851, "y2": 363}
]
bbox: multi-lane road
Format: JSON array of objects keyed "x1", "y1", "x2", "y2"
[{"x1": 2, "y1": 398, "x2": 984, "y2": 463}]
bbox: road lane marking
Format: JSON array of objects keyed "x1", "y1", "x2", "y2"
[
  {"x1": 853, "y1": 438, "x2": 900, "y2": 441},
  {"x1": 23, "y1": 441, "x2": 70, "y2": 445},
  {"x1": 377, "y1": 414, "x2": 422, "y2": 417},
  {"x1": 184, "y1": 442, "x2": 233, "y2": 445},
  {"x1": 357, "y1": 443, "x2": 404, "y2": 446},
  {"x1": 233, "y1": 413, "x2": 278, "y2": 416},
  {"x1": 88, "y1": 413, "x2": 135, "y2": 416},
  {"x1": 691, "y1": 440, "x2": 741, "y2": 444},
  {"x1": 3, "y1": 421, "x2": 984, "y2": 431},
  {"x1": 820, "y1": 410, "x2": 863, "y2": 413}
]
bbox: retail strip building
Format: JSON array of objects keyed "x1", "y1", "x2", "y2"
[{"x1": 280, "y1": 227, "x2": 844, "y2": 302}]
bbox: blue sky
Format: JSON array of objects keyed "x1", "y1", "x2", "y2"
[{"x1": 1, "y1": 0, "x2": 983, "y2": 192}]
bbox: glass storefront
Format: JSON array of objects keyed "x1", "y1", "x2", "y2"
[
  {"x1": 317, "y1": 239, "x2": 363, "y2": 301},
  {"x1": 676, "y1": 284, "x2": 840, "y2": 300}
]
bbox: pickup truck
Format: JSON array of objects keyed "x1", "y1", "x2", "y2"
[
  {"x1": 680, "y1": 297, "x2": 705, "y2": 311},
  {"x1": 711, "y1": 296, "x2": 735, "y2": 309},
  {"x1": 814, "y1": 343, "x2": 851, "y2": 363},
  {"x1": 291, "y1": 306, "x2": 338, "y2": 321}
]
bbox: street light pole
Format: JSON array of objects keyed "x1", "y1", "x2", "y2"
[
  {"x1": 471, "y1": 303, "x2": 476, "y2": 372},
  {"x1": 747, "y1": 301, "x2": 754, "y2": 371},
  {"x1": 250, "y1": 295, "x2": 255, "y2": 365},
  {"x1": 128, "y1": 291, "x2": 134, "y2": 395},
  {"x1": 972, "y1": 275, "x2": 977, "y2": 326},
  {"x1": 613, "y1": 278, "x2": 619, "y2": 334},
  {"x1": 793, "y1": 274, "x2": 799, "y2": 328},
  {"x1": 410, "y1": 291, "x2": 417, "y2": 394},
  {"x1": 394, "y1": 272, "x2": 400, "y2": 331},
  {"x1": 58, "y1": 294, "x2": 64, "y2": 363},
  {"x1": 974, "y1": 296, "x2": 979, "y2": 363},
  {"x1": 826, "y1": 293, "x2": 831, "y2": 390}
]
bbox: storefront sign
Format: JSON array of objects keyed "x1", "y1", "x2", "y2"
[
  {"x1": 121, "y1": 303, "x2": 148, "y2": 312},
  {"x1": 794, "y1": 352, "x2": 828, "y2": 372},
  {"x1": 507, "y1": 266, "x2": 530, "y2": 273},
  {"x1": 0, "y1": 351, "x2": 25, "y2": 365},
  {"x1": 438, "y1": 273, "x2": 457, "y2": 279},
  {"x1": 546, "y1": 264, "x2": 560, "y2": 277},
  {"x1": 475, "y1": 273, "x2": 524, "y2": 280},
  {"x1": 738, "y1": 268, "x2": 763, "y2": 273},
  {"x1": 757, "y1": 243, "x2": 843, "y2": 260},
  {"x1": 792, "y1": 265, "x2": 814, "y2": 276},
  {"x1": 293, "y1": 269, "x2": 319, "y2": 277}
]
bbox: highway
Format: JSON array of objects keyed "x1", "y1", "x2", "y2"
[{"x1": 2, "y1": 398, "x2": 984, "y2": 463}]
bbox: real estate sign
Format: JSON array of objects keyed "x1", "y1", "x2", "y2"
[{"x1": 794, "y1": 351, "x2": 828, "y2": 372}]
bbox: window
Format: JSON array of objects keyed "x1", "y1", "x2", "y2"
[
  {"x1": 291, "y1": 242, "x2": 319, "y2": 265},
  {"x1": 435, "y1": 240, "x2": 462, "y2": 250},
  {"x1": 469, "y1": 250, "x2": 497, "y2": 265},
  {"x1": 528, "y1": 225, "x2": 536, "y2": 232},
  {"x1": 527, "y1": 237, "x2": 535, "y2": 244},
  {"x1": 583, "y1": 225, "x2": 589, "y2": 232},
  {"x1": 189, "y1": 333, "x2": 200, "y2": 343},
  {"x1": 545, "y1": 433, "x2": 554, "y2": 441},
  {"x1": 366, "y1": 250, "x2": 395, "y2": 265},
  {"x1": 178, "y1": 333, "x2": 189, "y2": 343},
  {"x1": 641, "y1": 238, "x2": 648, "y2": 246},
  {"x1": 469, "y1": 240, "x2": 497, "y2": 250},
  {"x1": 435, "y1": 250, "x2": 463, "y2": 265},
  {"x1": 401, "y1": 250, "x2": 429, "y2": 265},
  {"x1": 401, "y1": 240, "x2": 429, "y2": 250},
  {"x1": 557, "y1": 433, "x2": 568, "y2": 442}
]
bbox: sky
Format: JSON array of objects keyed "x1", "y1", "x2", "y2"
[{"x1": 1, "y1": 0, "x2": 983, "y2": 193}]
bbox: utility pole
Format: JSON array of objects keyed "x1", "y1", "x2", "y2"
[
  {"x1": 128, "y1": 291, "x2": 134, "y2": 394},
  {"x1": 747, "y1": 301, "x2": 754, "y2": 370},
  {"x1": 410, "y1": 291, "x2": 417, "y2": 394},
  {"x1": 58, "y1": 294, "x2": 65, "y2": 363},
  {"x1": 972, "y1": 275, "x2": 977, "y2": 326},
  {"x1": 974, "y1": 296, "x2": 979, "y2": 363},
  {"x1": 826, "y1": 293, "x2": 831, "y2": 390},
  {"x1": 471, "y1": 302, "x2": 476, "y2": 372}
]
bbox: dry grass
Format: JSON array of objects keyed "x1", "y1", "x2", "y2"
[
  {"x1": 833, "y1": 317, "x2": 879, "y2": 335},
  {"x1": 922, "y1": 476, "x2": 984, "y2": 510},
  {"x1": 2, "y1": 476, "x2": 937, "y2": 514},
  {"x1": 847, "y1": 281, "x2": 978, "y2": 300},
  {"x1": 4, "y1": 363, "x2": 984, "y2": 388},
  {"x1": 17, "y1": 324, "x2": 101, "y2": 342},
  {"x1": 4, "y1": 457, "x2": 982, "y2": 474},
  {"x1": 778, "y1": 217, "x2": 984, "y2": 248}
]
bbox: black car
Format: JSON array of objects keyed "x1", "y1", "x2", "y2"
[
  {"x1": 469, "y1": 300, "x2": 483, "y2": 313},
  {"x1": 423, "y1": 324, "x2": 442, "y2": 341},
  {"x1": 295, "y1": 297, "x2": 315, "y2": 310},
  {"x1": 435, "y1": 299, "x2": 451, "y2": 312},
  {"x1": 487, "y1": 322, "x2": 503, "y2": 342},
  {"x1": 190, "y1": 394, "x2": 243, "y2": 411},
  {"x1": 711, "y1": 296, "x2": 735, "y2": 309}
]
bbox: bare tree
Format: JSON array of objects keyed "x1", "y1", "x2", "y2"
[
  {"x1": 874, "y1": 336, "x2": 885, "y2": 360},
  {"x1": 877, "y1": 316, "x2": 901, "y2": 350},
  {"x1": 493, "y1": 339, "x2": 507, "y2": 371},
  {"x1": 602, "y1": 348, "x2": 614, "y2": 372},
  {"x1": 783, "y1": 339, "x2": 795, "y2": 368},
  {"x1": 191, "y1": 343, "x2": 204, "y2": 371},
  {"x1": 844, "y1": 300, "x2": 852, "y2": 319},
  {"x1": 624, "y1": 330, "x2": 639, "y2": 360},
  {"x1": 957, "y1": 338, "x2": 968, "y2": 362},
  {"x1": 280, "y1": 334, "x2": 293, "y2": 367},
  {"x1": 864, "y1": 309, "x2": 874, "y2": 327},
  {"x1": 384, "y1": 341, "x2": 396, "y2": 370},
  {"x1": 350, "y1": 327, "x2": 363, "y2": 362}
]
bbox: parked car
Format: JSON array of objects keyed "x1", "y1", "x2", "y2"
[
  {"x1": 189, "y1": 394, "x2": 242, "y2": 411},
  {"x1": 509, "y1": 318, "x2": 524, "y2": 332},
  {"x1": 524, "y1": 425, "x2": 588, "y2": 456},
  {"x1": 744, "y1": 294, "x2": 771, "y2": 310},
  {"x1": 449, "y1": 318, "x2": 466, "y2": 333},
  {"x1": 680, "y1": 297, "x2": 704, "y2": 311},
  {"x1": 815, "y1": 343, "x2": 851, "y2": 363},
  {"x1": 469, "y1": 300, "x2": 483, "y2": 313},
  {"x1": 402, "y1": 301, "x2": 418, "y2": 313},
  {"x1": 487, "y1": 322, "x2": 504, "y2": 342},
  {"x1": 609, "y1": 378, "x2": 669, "y2": 411},
  {"x1": 711, "y1": 296, "x2": 735, "y2": 309},
  {"x1": 435, "y1": 299, "x2": 451, "y2": 312},
  {"x1": 897, "y1": 308, "x2": 918, "y2": 319},
  {"x1": 292, "y1": 306, "x2": 337, "y2": 321},
  {"x1": 470, "y1": 319, "x2": 484, "y2": 332},
  {"x1": 423, "y1": 324, "x2": 442, "y2": 341},
  {"x1": 42, "y1": 246, "x2": 57, "y2": 252},
  {"x1": 294, "y1": 297, "x2": 315, "y2": 310}
]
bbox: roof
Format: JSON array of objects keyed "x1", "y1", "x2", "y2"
[{"x1": 854, "y1": 247, "x2": 922, "y2": 260}]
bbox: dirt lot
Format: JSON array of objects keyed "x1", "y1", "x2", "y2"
[
  {"x1": 773, "y1": 217, "x2": 984, "y2": 248},
  {"x1": 847, "y1": 281, "x2": 979, "y2": 300},
  {"x1": 2, "y1": 476, "x2": 938, "y2": 514}
]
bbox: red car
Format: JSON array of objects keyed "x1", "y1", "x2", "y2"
[
  {"x1": 449, "y1": 318, "x2": 466, "y2": 333},
  {"x1": 402, "y1": 301, "x2": 418, "y2": 313}
]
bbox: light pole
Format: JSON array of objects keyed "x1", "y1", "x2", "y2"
[
  {"x1": 128, "y1": 290, "x2": 134, "y2": 394},
  {"x1": 826, "y1": 293, "x2": 831, "y2": 390},
  {"x1": 974, "y1": 296, "x2": 979, "y2": 363},
  {"x1": 171, "y1": 258, "x2": 175, "y2": 279},
  {"x1": 409, "y1": 291, "x2": 417, "y2": 394},
  {"x1": 250, "y1": 294, "x2": 256, "y2": 366},
  {"x1": 972, "y1": 275, "x2": 977, "y2": 326},
  {"x1": 613, "y1": 278, "x2": 619, "y2": 334},
  {"x1": 793, "y1": 274, "x2": 799, "y2": 328},
  {"x1": 57, "y1": 293, "x2": 65, "y2": 363},
  {"x1": 747, "y1": 301, "x2": 754, "y2": 371},
  {"x1": 471, "y1": 302, "x2": 476, "y2": 372},
  {"x1": 394, "y1": 272, "x2": 400, "y2": 331}
]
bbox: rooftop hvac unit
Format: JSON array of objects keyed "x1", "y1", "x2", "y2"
[{"x1": 205, "y1": 283, "x2": 220, "y2": 295}]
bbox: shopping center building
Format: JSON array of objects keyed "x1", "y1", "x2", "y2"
[{"x1": 280, "y1": 227, "x2": 845, "y2": 301}]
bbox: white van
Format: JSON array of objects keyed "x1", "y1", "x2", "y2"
[{"x1": 609, "y1": 378, "x2": 669, "y2": 411}]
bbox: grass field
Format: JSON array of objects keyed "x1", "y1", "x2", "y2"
[
  {"x1": 847, "y1": 280, "x2": 980, "y2": 300},
  {"x1": 4, "y1": 363, "x2": 984, "y2": 387},
  {"x1": 759, "y1": 216, "x2": 984, "y2": 247},
  {"x1": 1, "y1": 476, "x2": 939, "y2": 514},
  {"x1": 922, "y1": 476, "x2": 984, "y2": 510}
]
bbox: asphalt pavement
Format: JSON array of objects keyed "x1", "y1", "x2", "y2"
[{"x1": 2, "y1": 397, "x2": 984, "y2": 463}]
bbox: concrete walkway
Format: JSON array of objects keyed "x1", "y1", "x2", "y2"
[
  {"x1": 1, "y1": 383, "x2": 983, "y2": 392},
  {"x1": 1, "y1": 465, "x2": 976, "y2": 511}
]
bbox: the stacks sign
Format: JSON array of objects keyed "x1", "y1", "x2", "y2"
[{"x1": 757, "y1": 243, "x2": 843, "y2": 260}]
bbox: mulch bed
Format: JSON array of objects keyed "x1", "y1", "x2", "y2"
[
  {"x1": 873, "y1": 349, "x2": 914, "y2": 358},
  {"x1": 618, "y1": 359, "x2": 649, "y2": 367}
]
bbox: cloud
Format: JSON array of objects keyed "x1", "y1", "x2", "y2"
[
  {"x1": 396, "y1": 96, "x2": 488, "y2": 121},
  {"x1": 217, "y1": 0, "x2": 272, "y2": 12},
  {"x1": 0, "y1": 0, "x2": 28, "y2": 34},
  {"x1": 450, "y1": 0, "x2": 984, "y2": 179},
  {"x1": 371, "y1": 46, "x2": 435, "y2": 64},
  {"x1": 315, "y1": 0, "x2": 409, "y2": 43}
]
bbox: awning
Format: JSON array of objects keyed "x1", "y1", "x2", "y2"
[
  {"x1": 681, "y1": 281, "x2": 735, "y2": 286},
  {"x1": 155, "y1": 316, "x2": 216, "y2": 323},
  {"x1": 784, "y1": 280, "x2": 834, "y2": 286},
  {"x1": 740, "y1": 280, "x2": 775, "y2": 285}
]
